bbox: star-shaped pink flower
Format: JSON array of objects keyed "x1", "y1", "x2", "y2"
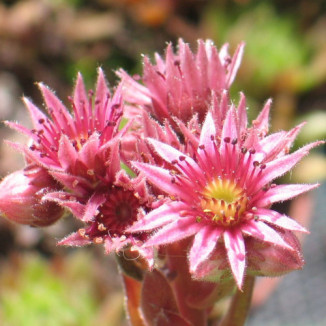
[{"x1": 128, "y1": 103, "x2": 321, "y2": 288}]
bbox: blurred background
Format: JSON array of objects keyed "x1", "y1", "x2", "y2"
[{"x1": 0, "y1": 0, "x2": 325, "y2": 325}]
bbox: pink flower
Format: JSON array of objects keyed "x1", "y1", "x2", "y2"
[
  {"x1": 6, "y1": 68, "x2": 124, "y2": 177},
  {"x1": 4, "y1": 69, "x2": 154, "y2": 264},
  {"x1": 128, "y1": 103, "x2": 322, "y2": 288},
  {"x1": 47, "y1": 169, "x2": 155, "y2": 266},
  {"x1": 0, "y1": 165, "x2": 64, "y2": 227},
  {"x1": 118, "y1": 39, "x2": 244, "y2": 166},
  {"x1": 118, "y1": 39, "x2": 244, "y2": 125}
]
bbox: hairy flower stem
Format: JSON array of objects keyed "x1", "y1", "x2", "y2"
[
  {"x1": 165, "y1": 240, "x2": 207, "y2": 326},
  {"x1": 218, "y1": 275, "x2": 255, "y2": 326},
  {"x1": 120, "y1": 271, "x2": 145, "y2": 326}
]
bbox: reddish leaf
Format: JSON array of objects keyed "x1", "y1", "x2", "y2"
[
  {"x1": 186, "y1": 280, "x2": 234, "y2": 309},
  {"x1": 140, "y1": 269, "x2": 191, "y2": 326}
]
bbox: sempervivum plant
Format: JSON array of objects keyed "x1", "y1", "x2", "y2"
[{"x1": 0, "y1": 39, "x2": 323, "y2": 326}]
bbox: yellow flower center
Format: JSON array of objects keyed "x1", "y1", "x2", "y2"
[{"x1": 201, "y1": 178, "x2": 248, "y2": 226}]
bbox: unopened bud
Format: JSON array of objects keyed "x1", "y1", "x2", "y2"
[{"x1": 0, "y1": 166, "x2": 64, "y2": 227}]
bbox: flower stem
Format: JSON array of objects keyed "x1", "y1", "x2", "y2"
[
  {"x1": 218, "y1": 275, "x2": 255, "y2": 326},
  {"x1": 121, "y1": 272, "x2": 146, "y2": 326},
  {"x1": 165, "y1": 241, "x2": 207, "y2": 326}
]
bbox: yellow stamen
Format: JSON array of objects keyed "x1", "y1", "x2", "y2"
[{"x1": 201, "y1": 178, "x2": 248, "y2": 226}]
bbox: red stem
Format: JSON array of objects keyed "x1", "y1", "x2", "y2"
[{"x1": 165, "y1": 240, "x2": 207, "y2": 326}]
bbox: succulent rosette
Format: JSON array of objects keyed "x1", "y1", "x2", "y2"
[{"x1": 127, "y1": 100, "x2": 321, "y2": 288}]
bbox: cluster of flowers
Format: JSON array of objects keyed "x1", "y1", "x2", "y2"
[{"x1": 0, "y1": 39, "x2": 321, "y2": 289}]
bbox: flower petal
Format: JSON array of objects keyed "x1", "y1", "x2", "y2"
[
  {"x1": 127, "y1": 201, "x2": 187, "y2": 232},
  {"x1": 143, "y1": 56, "x2": 169, "y2": 119},
  {"x1": 221, "y1": 105, "x2": 239, "y2": 143},
  {"x1": 142, "y1": 111, "x2": 166, "y2": 140},
  {"x1": 57, "y1": 134, "x2": 78, "y2": 170},
  {"x1": 116, "y1": 68, "x2": 151, "y2": 105},
  {"x1": 173, "y1": 117, "x2": 199, "y2": 149},
  {"x1": 179, "y1": 40, "x2": 199, "y2": 96},
  {"x1": 5, "y1": 121, "x2": 38, "y2": 140},
  {"x1": 254, "y1": 184, "x2": 319, "y2": 207},
  {"x1": 252, "y1": 99, "x2": 271, "y2": 136},
  {"x1": 78, "y1": 133, "x2": 100, "y2": 168},
  {"x1": 23, "y1": 97, "x2": 51, "y2": 131},
  {"x1": 252, "y1": 142, "x2": 323, "y2": 191},
  {"x1": 226, "y1": 42, "x2": 245, "y2": 88},
  {"x1": 132, "y1": 162, "x2": 194, "y2": 202},
  {"x1": 205, "y1": 40, "x2": 225, "y2": 91},
  {"x1": 73, "y1": 72, "x2": 89, "y2": 124},
  {"x1": 259, "y1": 123, "x2": 305, "y2": 163},
  {"x1": 224, "y1": 229, "x2": 246, "y2": 289},
  {"x1": 237, "y1": 92, "x2": 248, "y2": 136},
  {"x1": 147, "y1": 138, "x2": 203, "y2": 181},
  {"x1": 196, "y1": 40, "x2": 209, "y2": 94},
  {"x1": 58, "y1": 231, "x2": 91, "y2": 247},
  {"x1": 189, "y1": 226, "x2": 222, "y2": 273},
  {"x1": 255, "y1": 208, "x2": 308, "y2": 233},
  {"x1": 82, "y1": 192, "x2": 107, "y2": 222},
  {"x1": 105, "y1": 138, "x2": 121, "y2": 182},
  {"x1": 242, "y1": 219, "x2": 293, "y2": 250},
  {"x1": 49, "y1": 170, "x2": 93, "y2": 196},
  {"x1": 38, "y1": 83, "x2": 76, "y2": 137},
  {"x1": 198, "y1": 112, "x2": 216, "y2": 157},
  {"x1": 95, "y1": 68, "x2": 111, "y2": 112},
  {"x1": 43, "y1": 191, "x2": 85, "y2": 219},
  {"x1": 145, "y1": 218, "x2": 202, "y2": 247}
]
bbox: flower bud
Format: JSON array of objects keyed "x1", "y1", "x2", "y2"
[
  {"x1": 246, "y1": 229, "x2": 304, "y2": 277},
  {"x1": 0, "y1": 166, "x2": 64, "y2": 227}
]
